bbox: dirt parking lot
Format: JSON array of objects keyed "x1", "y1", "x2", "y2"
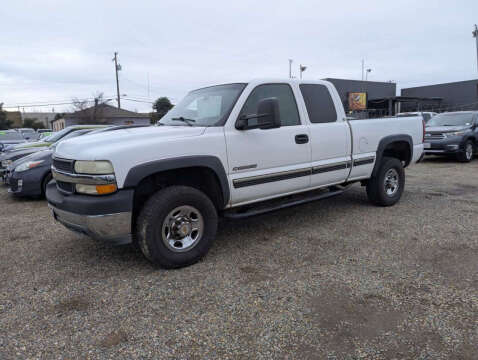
[{"x1": 0, "y1": 157, "x2": 477, "y2": 359}]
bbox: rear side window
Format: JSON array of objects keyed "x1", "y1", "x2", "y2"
[
  {"x1": 299, "y1": 84, "x2": 337, "y2": 123},
  {"x1": 239, "y1": 84, "x2": 300, "y2": 127},
  {"x1": 422, "y1": 113, "x2": 431, "y2": 122}
]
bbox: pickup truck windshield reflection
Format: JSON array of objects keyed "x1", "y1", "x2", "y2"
[{"x1": 159, "y1": 83, "x2": 246, "y2": 127}]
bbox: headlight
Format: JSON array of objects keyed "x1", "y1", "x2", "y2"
[
  {"x1": 74, "y1": 160, "x2": 114, "y2": 174},
  {"x1": 2, "y1": 160, "x2": 12, "y2": 167},
  {"x1": 75, "y1": 183, "x2": 118, "y2": 195},
  {"x1": 15, "y1": 160, "x2": 44, "y2": 172},
  {"x1": 445, "y1": 131, "x2": 466, "y2": 137}
]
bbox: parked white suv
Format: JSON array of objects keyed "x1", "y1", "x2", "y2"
[{"x1": 46, "y1": 79, "x2": 425, "y2": 268}]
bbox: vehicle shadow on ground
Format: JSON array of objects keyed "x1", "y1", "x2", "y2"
[
  {"x1": 49, "y1": 188, "x2": 365, "y2": 272},
  {"x1": 421, "y1": 155, "x2": 471, "y2": 164}
]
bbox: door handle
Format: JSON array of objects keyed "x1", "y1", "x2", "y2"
[{"x1": 295, "y1": 134, "x2": 309, "y2": 144}]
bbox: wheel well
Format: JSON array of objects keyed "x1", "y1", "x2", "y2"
[
  {"x1": 41, "y1": 171, "x2": 52, "y2": 194},
  {"x1": 132, "y1": 167, "x2": 224, "y2": 228},
  {"x1": 382, "y1": 141, "x2": 411, "y2": 166}
]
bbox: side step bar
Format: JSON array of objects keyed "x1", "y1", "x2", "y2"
[{"x1": 223, "y1": 188, "x2": 344, "y2": 219}]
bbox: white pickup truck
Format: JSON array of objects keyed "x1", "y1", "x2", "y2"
[{"x1": 46, "y1": 79, "x2": 424, "y2": 268}]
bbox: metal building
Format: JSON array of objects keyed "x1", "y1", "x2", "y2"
[
  {"x1": 401, "y1": 79, "x2": 478, "y2": 112},
  {"x1": 324, "y1": 78, "x2": 397, "y2": 117}
]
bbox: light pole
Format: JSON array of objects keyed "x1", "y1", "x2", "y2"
[
  {"x1": 288, "y1": 59, "x2": 293, "y2": 78},
  {"x1": 299, "y1": 64, "x2": 307, "y2": 79},
  {"x1": 365, "y1": 68, "x2": 372, "y2": 81},
  {"x1": 473, "y1": 24, "x2": 478, "y2": 72}
]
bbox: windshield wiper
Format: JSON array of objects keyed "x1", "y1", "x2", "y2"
[{"x1": 171, "y1": 117, "x2": 196, "y2": 126}]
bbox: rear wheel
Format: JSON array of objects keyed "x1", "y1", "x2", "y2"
[
  {"x1": 136, "y1": 186, "x2": 218, "y2": 268},
  {"x1": 366, "y1": 157, "x2": 405, "y2": 206},
  {"x1": 456, "y1": 140, "x2": 474, "y2": 162}
]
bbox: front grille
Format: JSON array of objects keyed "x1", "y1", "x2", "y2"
[
  {"x1": 53, "y1": 158, "x2": 75, "y2": 173},
  {"x1": 57, "y1": 181, "x2": 75, "y2": 194},
  {"x1": 425, "y1": 133, "x2": 445, "y2": 140}
]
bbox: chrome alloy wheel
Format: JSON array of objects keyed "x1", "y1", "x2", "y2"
[
  {"x1": 384, "y1": 168, "x2": 399, "y2": 196},
  {"x1": 162, "y1": 205, "x2": 204, "y2": 252},
  {"x1": 465, "y1": 143, "x2": 473, "y2": 160}
]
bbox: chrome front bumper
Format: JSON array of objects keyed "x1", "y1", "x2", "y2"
[{"x1": 49, "y1": 205, "x2": 132, "y2": 245}]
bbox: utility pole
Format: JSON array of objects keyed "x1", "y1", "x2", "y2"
[
  {"x1": 361, "y1": 59, "x2": 364, "y2": 81},
  {"x1": 288, "y1": 59, "x2": 293, "y2": 78},
  {"x1": 113, "y1": 52, "x2": 121, "y2": 109},
  {"x1": 473, "y1": 25, "x2": 478, "y2": 72}
]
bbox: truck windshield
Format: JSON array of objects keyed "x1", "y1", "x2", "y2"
[
  {"x1": 427, "y1": 113, "x2": 474, "y2": 127},
  {"x1": 159, "y1": 83, "x2": 247, "y2": 127}
]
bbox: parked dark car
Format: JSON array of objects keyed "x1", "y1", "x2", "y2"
[
  {"x1": 0, "y1": 130, "x2": 27, "y2": 152},
  {"x1": 424, "y1": 111, "x2": 478, "y2": 162},
  {"x1": 0, "y1": 125, "x2": 110, "y2": 179},
  {"x1": 6, "y1": 125, "x2": 149, "y2": 197}
]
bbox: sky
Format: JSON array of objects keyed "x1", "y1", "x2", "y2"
[{"x1": 1, "y1": 0, "x2": 477, "y2": 113}]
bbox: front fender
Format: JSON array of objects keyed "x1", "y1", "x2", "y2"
[{"x1": 123, "y1": 155, "x2": 230, "y2": 207}]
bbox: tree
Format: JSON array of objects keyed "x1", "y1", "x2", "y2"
[
  {"x1": 0, "y1": 103, "x2": 13, "y2": 130},
  {"x1": 23, "y1": 118, "x2": 45, "y2": 130},
  {"x1": 71, "y1": 92, "x2": 109, "y2": 124},
  {"x1": 54, "y1": 113, "x2": 65, "y2": 121},
  {"x1": 152, "y1": 97, "x2": 173, "y2": 124}
]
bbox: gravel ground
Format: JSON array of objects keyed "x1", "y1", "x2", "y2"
[{"x1": 0, "y1": 157, "x2": 477, "y2": 359}]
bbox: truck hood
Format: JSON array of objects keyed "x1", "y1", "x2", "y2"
[
  {"x1": 55, "y1": 125, "x2": 207, "y2": 160},
  {"x1": 425, "y1": 125, "x2": 471, "y2": 133}
]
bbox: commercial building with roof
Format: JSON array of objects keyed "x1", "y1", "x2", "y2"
[
  {"x1": 401, "y1": 79, "x2": 478, "y2": 112},
  {"x1": 50, "y1": 103, "x2": 150, "y2": 131}
]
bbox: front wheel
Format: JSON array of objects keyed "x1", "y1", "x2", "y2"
[
  {"x1": 366, "y1": 157, "x2": 405, "y2": 206},
  {"x1": 456, "y1": 140, "x2": 474, "y2": 162},
  {"x1": 136, "y1": 186, "x2": 218, "y2": 268}
]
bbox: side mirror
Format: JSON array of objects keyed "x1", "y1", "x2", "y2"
[{"x1": 236, "y1": 97, "x2": 281, "y2": 130}]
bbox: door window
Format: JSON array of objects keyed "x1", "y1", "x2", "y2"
[
  {"x1": 239, "y1": 84, "x2": 300, "y2": 127},
  {"x1": 299, "y1": 84, "x2": 337, "y2": 123}
]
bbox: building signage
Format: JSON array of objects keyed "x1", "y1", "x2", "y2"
[{"x1": 348, "y1": 92, "x2": 367, "y2": 110}]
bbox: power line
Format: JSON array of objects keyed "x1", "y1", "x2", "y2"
[{"x1": 2, "y1": 95, "x2": 117, "y2": 109}]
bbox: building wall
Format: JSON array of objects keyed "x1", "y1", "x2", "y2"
[
  {"x1": 21, "y1": 112, "x2": 57, "y2": 127},
  {"x1": 52, "y1": 118, "x2": 66, "y2": 131},
  {"x1": 5, "y1": 111, "x2": 23, "y2": 128},
  {"x1": 401, "y1": 79, "x2": 478, "y2": 111},
  {"x1": 324, "y1": 78, "x2": 397, "y2": 113}
]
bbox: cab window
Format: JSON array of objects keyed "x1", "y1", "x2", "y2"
[{"x1": 239, "y1": 84, "x2": 300, "y2": 127}]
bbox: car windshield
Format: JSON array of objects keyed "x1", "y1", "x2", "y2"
[
  {"x1": 49, "y1": 129, "x2": 92, "y2": 149},
  {"x1": 159, "y1": 83, "x2": 246, "y2": 127},
  {"x1": 44, "y1": 128, "x2": 73, "y2": 142},
  {"x1": 0, "y1": 131, "x2": 24, "y2": 140},
  {"x1": 427, "y1": 113, "x2": 474, "y2": 127}
]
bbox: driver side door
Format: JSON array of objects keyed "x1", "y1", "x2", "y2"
[{"x1": 225, "y1": 83, "x2": 311, "y2": 206}]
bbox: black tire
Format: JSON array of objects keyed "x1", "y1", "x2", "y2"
[
  {"x1": 366, "y1": 157, "x2": 405, "y2": 207},
  {"x1": 41, "y1": 172, "x2": 52, "y2": 198},
  {"x1": 456, "y1": 140, "x2": 474, "y2": 163},
  {"x1": 136, "y1": 186, "x2": 218, "y2": 269}
]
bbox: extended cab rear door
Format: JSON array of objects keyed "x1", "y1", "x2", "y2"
[
  {"x1": 298, "y1": 83, "x2": 351, "y2": 188},
  {"x1": 225, "y1": 82, "x2": 311, "y2": 206}
]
